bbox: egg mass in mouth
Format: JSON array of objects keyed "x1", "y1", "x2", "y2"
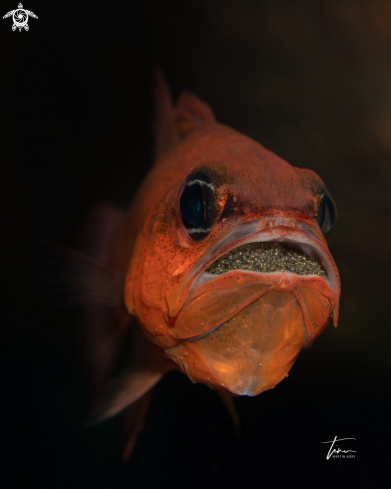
[{"x1": 206, "y1": 242, "x2": 325, "y2": 276}]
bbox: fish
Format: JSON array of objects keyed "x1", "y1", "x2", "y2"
[{"x1": 48, "y1": 70, "x2": 340, "y2": 459}]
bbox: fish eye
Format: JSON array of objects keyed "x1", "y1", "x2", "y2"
[
  {"x1": 179, "y1": 177, "x2": 214, "y2": 242},
  {"x1": 318, "y1": 185, "x2": 337, "y2": 238}
]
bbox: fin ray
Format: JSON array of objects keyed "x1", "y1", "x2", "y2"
[{"x1": 37, "y1": 241, "x2": 125, "y2": 307}]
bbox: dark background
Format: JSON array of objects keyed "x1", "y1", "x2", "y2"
[{"x1": 1, "y1": 0, "x2": 390, "y2": 487}]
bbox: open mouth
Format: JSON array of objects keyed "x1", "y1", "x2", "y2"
[
  {"x1": 205, "y1": 241, "x2": 325, "y2": 277},
  {"x1": 167, "y1": 219, "x2": 340, "y2": 322}
]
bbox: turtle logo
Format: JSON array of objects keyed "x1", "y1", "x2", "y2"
[{"x1": 3, "y1": 3, "x2": 38, "y2": 32}]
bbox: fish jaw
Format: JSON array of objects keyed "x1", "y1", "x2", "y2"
[
  {"x1": 164, "y1": 269, "x2": 334, "y2": 396},
  {"x1": 127, "y1": 216, "x2": 340, "y2": 397},
  {"x1": 169, "y1": 270, "x2": 334, "y2": 345},
  {"x1": 166, "y1": 219, "x2": 340, "y2": 332},
  {"x1": 165, "y1": 289, "x2": 309, "y2": 396},
  {"x1": 161, "y1": 220, "x2": 340, "y2": 395}
]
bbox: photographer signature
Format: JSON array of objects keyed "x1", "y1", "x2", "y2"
[{"x1": 321, "y1": 436, "x2": 356, "y2": 460}]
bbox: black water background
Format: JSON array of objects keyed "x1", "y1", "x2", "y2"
[{"x1": 0, "y1": 1, "x2": 390, "y2": 487}]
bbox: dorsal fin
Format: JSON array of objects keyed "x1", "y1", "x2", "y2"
[
  {"x1": 153, "y1": 67, "x2": 179, "y2": 158},
  {"x1": 174, "y1": 91, "x2": 216, "y2": 138},
  {"x1": 153, "y1": 68, "x2": 217, "y2": 159}
]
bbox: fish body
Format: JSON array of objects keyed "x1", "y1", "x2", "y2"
[{"x1": 65, "y1": 73, "x2": 340, "y2": 455}]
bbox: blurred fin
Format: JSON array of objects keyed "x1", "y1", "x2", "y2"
[
  {"x1": 153, "y1": 67, "x2": 217, "y2": 159},
  {"x1": 75, "y1": 202, "x2": 129, "y2": 405},
  {"x1": 153, "y1": 67, "x2": 178, "y2": 159},
  {"x1": 217, "y1": 390, "x2": 241, "y2": 436},
  {"x1": 77, "y1": 203, "x2": 124, "y2": 262},
  {"x1": 174, "y1": 91, "x2": 216, "y2": 138},
  {"x1": 87, "y1": 327, "x2": 174, "y2": 425},
  {"x1": 88, "y1": 369, "x2": 162, "y2": 425},
  {"x1": 38, "y1": 241, "x2": 125, "y2": 307},
  {"x1": 122, "y1": 389, "x2": 154, "y2": 461}
]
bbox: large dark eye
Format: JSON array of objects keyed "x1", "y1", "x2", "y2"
[
  {"x1": 179, "y1": 177, "x2": 214, "y2": 241},
  {"x1": 318, "y1": 185, "x2": 337, "y2": 238},
  {"x1": 180, "y1": 183, "x2": 205, "y2": 228}
]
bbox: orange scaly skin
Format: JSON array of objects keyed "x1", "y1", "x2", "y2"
[{"x1": 112, "y1": 89, "x2": 340, "y2": 398}]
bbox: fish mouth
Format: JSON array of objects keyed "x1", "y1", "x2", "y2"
[
  {"x1": 166, "y1": 217, "x2": 340, "y2": 325},
  {"x1": 179, "y1": 226, "x2": 339, "y2": 345},
  {"x1": 164, "y1": 219, "x2": 340, "y2": 389},
  {"x1": 186, "y1": 219, "x2": 340, "y2": 303},
  {"x1": 205, "y1": 240, "x2": 325, "y2": 277}
]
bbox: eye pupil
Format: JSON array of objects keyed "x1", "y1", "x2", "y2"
[
  {"x1": 180, "y1": 183, "x2": 205, "y2": 228},
  {"x1": 318, "y1": 186, "x2": 337, "y2": 238}
]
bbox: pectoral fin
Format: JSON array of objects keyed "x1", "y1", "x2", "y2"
[
  {"x1": 87, "y1": 327, "x2": 175, "y2": 425},
  {"x1": 88, "y1": 369, "x2": 163, "y2": 425},
  {"x1": 37, "y1": 240, "x2": 125, "y2": 307}
]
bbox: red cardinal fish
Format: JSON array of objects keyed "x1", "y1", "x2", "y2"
[{"x1": 55, "y1": 72, "x2": 340, "y2": 459}]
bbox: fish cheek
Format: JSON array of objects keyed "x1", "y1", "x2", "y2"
[
  {"x1": 166, "y1": 290, "x2": 306, "y2": 396},
  {"x1": 130, "y1": 191, "x2": 184, "y2": 335}
]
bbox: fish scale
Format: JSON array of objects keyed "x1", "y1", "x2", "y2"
[{"x1": 206, "y1": 242, "x2": 325, "y2": 276}]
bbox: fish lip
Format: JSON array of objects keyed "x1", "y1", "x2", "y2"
[{"x1": 186, "y1": 220, "x2": 340, "y2": 303}]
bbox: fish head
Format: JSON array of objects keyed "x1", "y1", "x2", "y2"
[{"x1": 124, "y1": 84, "x2": 340, "y2": 396}]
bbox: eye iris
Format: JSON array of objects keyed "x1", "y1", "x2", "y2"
[{"x1": 180, "y1": 183, "x2": 205, "y2": 228}]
